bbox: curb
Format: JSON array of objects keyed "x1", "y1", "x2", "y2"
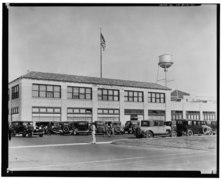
[{"x1": 9, "y1": 141, "x2": 113, "y2": 149}]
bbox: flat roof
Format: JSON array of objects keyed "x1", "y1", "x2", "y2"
[{"x1": 10, "y1": 71, "x2": 171, "y2": 91}]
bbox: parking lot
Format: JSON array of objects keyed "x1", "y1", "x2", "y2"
[{"x1": 8, "y1": 133, "x2": 217, "y2": 174}]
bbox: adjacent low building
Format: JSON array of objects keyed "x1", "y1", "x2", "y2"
[{"x1": 8, "y1": 71, "x2": 217, "y2": 126}]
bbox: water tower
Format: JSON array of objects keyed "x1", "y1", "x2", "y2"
[{"x1": 156, "y1": 54, "x2": 173, "y2": 87}]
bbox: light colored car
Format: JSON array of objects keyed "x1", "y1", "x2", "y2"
[{"x1": 134, "y1": 120, "x2": 171, "y2": 138}]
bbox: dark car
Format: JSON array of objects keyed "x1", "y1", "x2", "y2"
[
  {"x1": 58, "y1": 121, "x2": 75, "y2": 134},
  {"x1": 72, "y1": 121, "x2": 90, "y2": 135},
  {"x1": 205, "y1": 120, "x2": 217, "y2": 135},
  {"x1": 10, "y1": 121, "x2": 44, "y2": 137},
  {"x1": 112, "y1": 121, "x2": 124, "y2": 134},
  {"x1": 123, "y1": 121, "x2": 138, "y2": 134},
  {"x1": 36, "y1": 121, "x2": 57, "y2": 134},
  {"x1": 94, "y1": 121, "x2": 106, "y2": 134},
  {"x1": 174, "y1": 119, "x2": 212, "y2": 136}
]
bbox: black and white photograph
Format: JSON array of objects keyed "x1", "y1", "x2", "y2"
[{"x1": 3, "y1": 2, "x2": 218, "y2": 177}]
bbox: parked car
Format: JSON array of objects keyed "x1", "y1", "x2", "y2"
[
  {"x1": 35, "y1": 121, "x2": 56, "y2": 134},
  {"x1": 112, "y1": 121, "x2": 124, "y2": 134},
  {"x1": 94, "y1": 121, "x2": 106, "y2": 134},
  {"x1": 200, "y1": 121, "x2": 213, "y2": 135},
  {"x1": 123, "y1": 121, "x2": 138, "y2": 134},
  {"x1": 58, "y1": 121, "x2": 76, "y2": 134},
  {"x1": 209, "y1": 121, "x2": 217, "y2": 135},
  {"x1": 72, "y1": 121, "x2": 90, "y2": 135},
  {"x1": 134, "y1": 120, "x2": 171, "y2": 138},
  {"x1": 174, "y1": 119, "x2": 212, "y2": 136},
  {"x1": 10, "y1": 121, "x2": 44, "y2": 137}
]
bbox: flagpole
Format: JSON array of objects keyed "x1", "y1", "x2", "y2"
[{"x1": 100, "y1": 28, "x2": 102, "y2": 78}]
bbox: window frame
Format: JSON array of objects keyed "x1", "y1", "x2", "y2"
[
  {"x1": 124, "y1": 90, "x2": 144, "y2": 102},
  {"x1": 32, "y1": 84, "x2": 61, "y2": 98},
  {"x1": 98, "y1": 88, "x2": 119, "y2": 101},
  {"x1": 98, "y1": 108, "x2": 120, "y2": 115},
  {"x1": 12, "y1": 85, "x2": 19, "y2": 99},
  {"x1": 148, "y1": 92, "x2": 165, "y2": 103},
  {"x1": 67, "y1": 86, "x2": 92, "y2": 100}
]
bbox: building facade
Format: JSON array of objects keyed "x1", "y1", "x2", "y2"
[{"x1": 8, "y1": 71, "x2": 217, "y2": 125}]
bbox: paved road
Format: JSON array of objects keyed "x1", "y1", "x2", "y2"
[{"x1": 8, "y1": 135, "x2": 217, "y2": 174}]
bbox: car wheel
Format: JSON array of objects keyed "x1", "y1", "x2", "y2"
[
  {"x1": 187, "y1": 129, "x2": 193, "y2": 136},
  {"x1": 166, "y1": 130, "x2": 171, "y2": 137},
  {"x1": 63, "y1": 126, "x2": 70, "y2": 134},
  {"x1": 39, "y1": 134, "x2": 43, "y2": 137},
  {"x1": 146, "y1": 131, "x2": 153, "y2": 138},
  {"x1": 22, "y1": 133, "x2": 26, "y2": 137},
  {"x1": 28, "y1": 132, "x2": 32, "y2": 137}
]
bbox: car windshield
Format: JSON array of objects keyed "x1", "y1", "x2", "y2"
[
  {"x1": 78, "y1": 122, "x2": 87, "y2": 125},
  {"x1": 23, "y1": 122, "x2": 33, "y2": 126},
  {"x1": 96, "y1": 122, "x2": 104, "y2": 125},
  {"x1": 125, "y1": 121, "x2": 130, "y2": 126},
  {"x1": 113, "y1": 122, "x2": 120, "y2": 125},
  {"x1": 141, "y1": 121, "x2": 149, "y2": 127}
]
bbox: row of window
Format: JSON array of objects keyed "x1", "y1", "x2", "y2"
[
  {"x1": 98, "y1": 109, "x2": 120, "y2": 115},
  {"x1": 32, "y1": 107, "x2": 61, "y2": 114},
  {"x1": 32, "y1": 84, "x2": 61, "y2": 98},
  {"x1": 32, "y1": 84, "x2": 165, "y2": 103},
  {"x1": 9, "y1": 105, "x2": 216, "y2": 121},
  {"x1": 98, "y1": 89, "x2": 119, "y2": 101},
  {"x1": 172, "y1": 111, "x2": 216, "y2": 121},
  {"x1": 11, "y1": 107, "x2": 19, "y2": 114},
  {"x1": 124, "y1": 91, "x2": 143, "y2": 102},
  {"x1": 9, "y1": 84, "x2": 166, "y2": 104},
  {"x1": 203, "y1": 112, "x2": 216, "y2": 121}
]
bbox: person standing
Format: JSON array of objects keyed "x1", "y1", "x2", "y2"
[
  {"x1": 106, "y1": 122, "x2": 111, "y2": 137},
  {"x1": 111, "y1": 122, "x2": 115, "y2": 136},
  {"x1": 47, "y1": 122, "x2": 52, "y2": 136},
  {"x1": 91, "y1": 122, "x2": 96, "y2": 144}
]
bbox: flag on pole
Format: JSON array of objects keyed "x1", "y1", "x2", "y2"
[{"x1": 100, "y1": 32, "x2": 106, "y2": 51}]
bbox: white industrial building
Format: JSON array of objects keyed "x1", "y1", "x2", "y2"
[{"x1": 8, "y1": 71, "x2": 216, "y2": 126}]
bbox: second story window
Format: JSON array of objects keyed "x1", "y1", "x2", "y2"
[
  {"x1": 124, "y1": 90, "x2": 143, "y2": 102},
  {"x1": 98, "y1": 88, "x2": 119, "y2": 101},
  {"x1": 67, "y1": 86, "x2": 92, "y2": 100},
  {"x1": 148, "y1": 92, "x2": 165, "y2": 103},
  {"x1": 32, "y1": 84, "x2": 61, "y2": 98},
  {"x1": 12, "y1": 85, "x2": 19, "y2": 99}
]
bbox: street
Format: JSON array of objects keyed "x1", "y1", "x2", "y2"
[{"x1": 8, "y1": 134, "x2": 217, "y2": 174}]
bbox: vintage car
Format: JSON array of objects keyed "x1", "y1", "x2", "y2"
[
  {"x1": 72, "y1": 121, "x2": 90, "y2": 135},
  {"x1": 134, "y1": 120, "x2": 171, "y2": 138},
  {"x1": 94, "y1": 121, "x2": 106, "y2": 134},
  {"x1": 35, "y1": 121, "x2": 57, "y2": 134},
  {"x1": 203, "y1": 120, "x2": 217, "y2": 135},
  {"x1": 174, "y1": 119, "x2": 212, "y2": 136},
  {"x1": 112, "y1": 121, "x2": 124, "y2": 134},
  {"x1": 123, "y1": 120, "x2": 138, "y2": 134},
  {"x1": 200, "y1": 121, "x2": 213, "y2": 135},
  {"x1": 10, "y1": 121, "x2": 44, "y2": 137}
]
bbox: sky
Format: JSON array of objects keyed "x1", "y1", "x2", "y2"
[{"x1": 8, "y1": 4, "x2": 217, "y2": 98}]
